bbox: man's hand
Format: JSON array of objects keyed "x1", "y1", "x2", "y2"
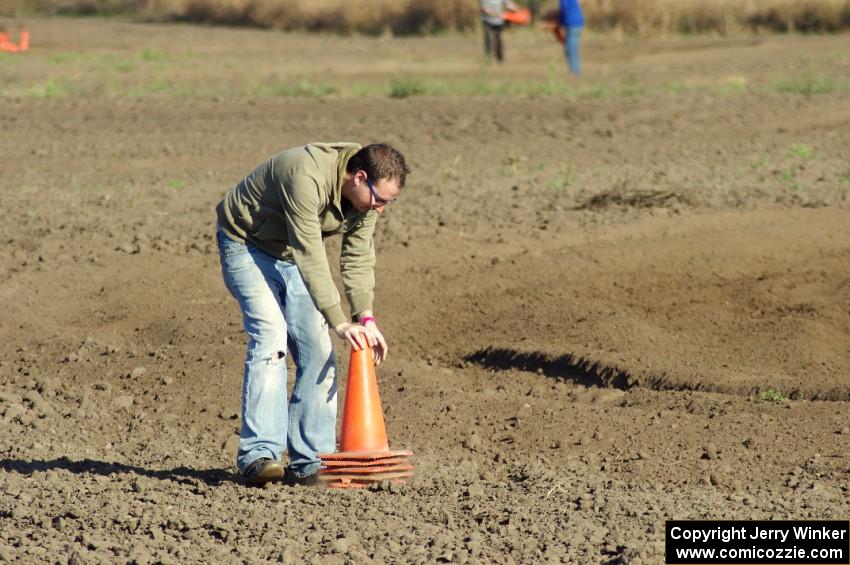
[
  {"x1": 333, "y1": 319, "x2": 388, "y2": 366},
  {"x1": 334, "y1": 322, "x2": 368, "y2": 351},
  {"x1": 360, "y1": 318, "x2": 388, "y2": 366}
]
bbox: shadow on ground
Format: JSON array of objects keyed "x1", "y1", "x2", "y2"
[
  {"x1": 464, "y1": 347, "x2": 634, "y2": 389},
  {"x1": 0, "y1": 457, "x2": 233, "y2": 486}
]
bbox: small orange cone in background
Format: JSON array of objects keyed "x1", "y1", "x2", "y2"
[
  {"x1": 318, "y1": 344, "x2": 413, "y2": 489},
  {"x1": 503, "y1": 8, "x2": 532, "y2": 25},
  {"x1": 0, "y1": 29, "x2": 29, "y2": 53}
]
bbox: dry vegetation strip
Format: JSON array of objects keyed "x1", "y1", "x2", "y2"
[
  {"x1": 4, "y1": 0, "x2": 850, "y2": 35},
  {"x1": 583, "y1": 0, "x2": 850, "y2": 35}
]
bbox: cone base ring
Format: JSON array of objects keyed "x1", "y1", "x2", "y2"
[
  {"x1": 319, "y1": 463, "x2": 413, "y2": 476},
  {"x1": 319, "y1": 470, "x2": 413, "y2": 484},
  {"x1": 321, "y1": 457, "x2": 408, "y2": 468},
  {"x1": 318, "y1": 449, "x2": 413, "y2": 461}
]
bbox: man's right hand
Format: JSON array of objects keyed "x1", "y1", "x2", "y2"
[
  {"x1": 334, "y1": 322, "x2": 368, "y2": 351},
  {"x1": 333, "y1": 321, "x2": 388, "y2": 365}
]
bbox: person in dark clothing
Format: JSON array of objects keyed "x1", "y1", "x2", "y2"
[{"x1": 480, "y1": 0, "x2": 518, "y2": 62}]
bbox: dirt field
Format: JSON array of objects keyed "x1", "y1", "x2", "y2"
[{"x1": 1, "y1": 18, "x2": 849, "y2": 564}]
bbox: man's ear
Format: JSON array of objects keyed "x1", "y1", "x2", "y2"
[{"x1": 354, "y1": 169, "x2": 368, "y2": 184}]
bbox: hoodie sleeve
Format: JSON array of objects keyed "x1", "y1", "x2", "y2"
[
  {"x1": 340, "y1": 211, "x2": 377, "y2": 318},
  {"x1": 279, "y1": 173, "x2": 347, "y2": 328}
]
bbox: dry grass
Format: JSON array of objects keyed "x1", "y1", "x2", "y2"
[
  {"x1": 582, "y1": 0, "x2": 850, "y2": 35},
  {"x1": 4, "y1": 0, "x2": 850, "y2": 35},
  {"x1": 145, "y1": 0, "x2": 478, "y2": 35}
]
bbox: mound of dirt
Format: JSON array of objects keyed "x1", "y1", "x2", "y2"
[{"x1": 575, "y1": 187, "x2": 690, "y2": 211}]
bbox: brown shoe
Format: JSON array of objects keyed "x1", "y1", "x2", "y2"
[{"x1": 241, "y1": 458, "x2": 285, "y2": 486}]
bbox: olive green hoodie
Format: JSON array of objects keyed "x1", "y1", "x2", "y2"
[{"x1": 216, "y1": 142, "x2": 376, "y2": 328}]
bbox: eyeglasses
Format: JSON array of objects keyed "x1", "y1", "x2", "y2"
[{"x1": 366, "y1": 176, "x2": 395, "y2": 206}]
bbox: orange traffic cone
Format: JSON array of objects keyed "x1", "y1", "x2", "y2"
[
  {"x1": 503, "y1": 7, "x2": 532, "y2": 25},
  {"x1": 0, "y1": 29, "x2": 28, "y2": 53},
  {"x1": 318, "y1": 344, "x2": 413, "y2": 488},
  {"x1": 340, "y1": 344, "x2": 389, "y2": 453},
  {"x1": 0, "y1": 38, "x2": 17, "y2": 53}
]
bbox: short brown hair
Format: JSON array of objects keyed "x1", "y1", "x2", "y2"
[{"x1": 346, "y1": 143, "x2": 410, "y2": 188}]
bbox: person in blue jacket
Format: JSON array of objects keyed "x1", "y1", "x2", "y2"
[{"x1": 559, "y1": 0, "x2": 584, "y2": 74}]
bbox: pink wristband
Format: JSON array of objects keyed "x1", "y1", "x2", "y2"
[{"x1": 360, "y1": 316, "x2": 376, "y2": 325}]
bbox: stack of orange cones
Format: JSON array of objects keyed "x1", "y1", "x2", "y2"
[
  {"x1": 318, "y1": 345, "x2": 413, "y2": 489},
  {"x1": 0, "y1": 30, "x2": 29, "y2": 53},
  {"x1": 502, "y1": 8, "x2": 532, "y2": 25}
]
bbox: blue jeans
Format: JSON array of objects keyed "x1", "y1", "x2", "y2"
[
  {"x1": 216, "y1": 229, "x2": 337, "y2": 477},
  {"x1": 565, "y1": 26, "x2": 582, "y2": 75}
]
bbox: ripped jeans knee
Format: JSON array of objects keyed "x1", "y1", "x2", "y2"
[{"x1": 245, "y1": 346, "x2": 286, "y2": 367}]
